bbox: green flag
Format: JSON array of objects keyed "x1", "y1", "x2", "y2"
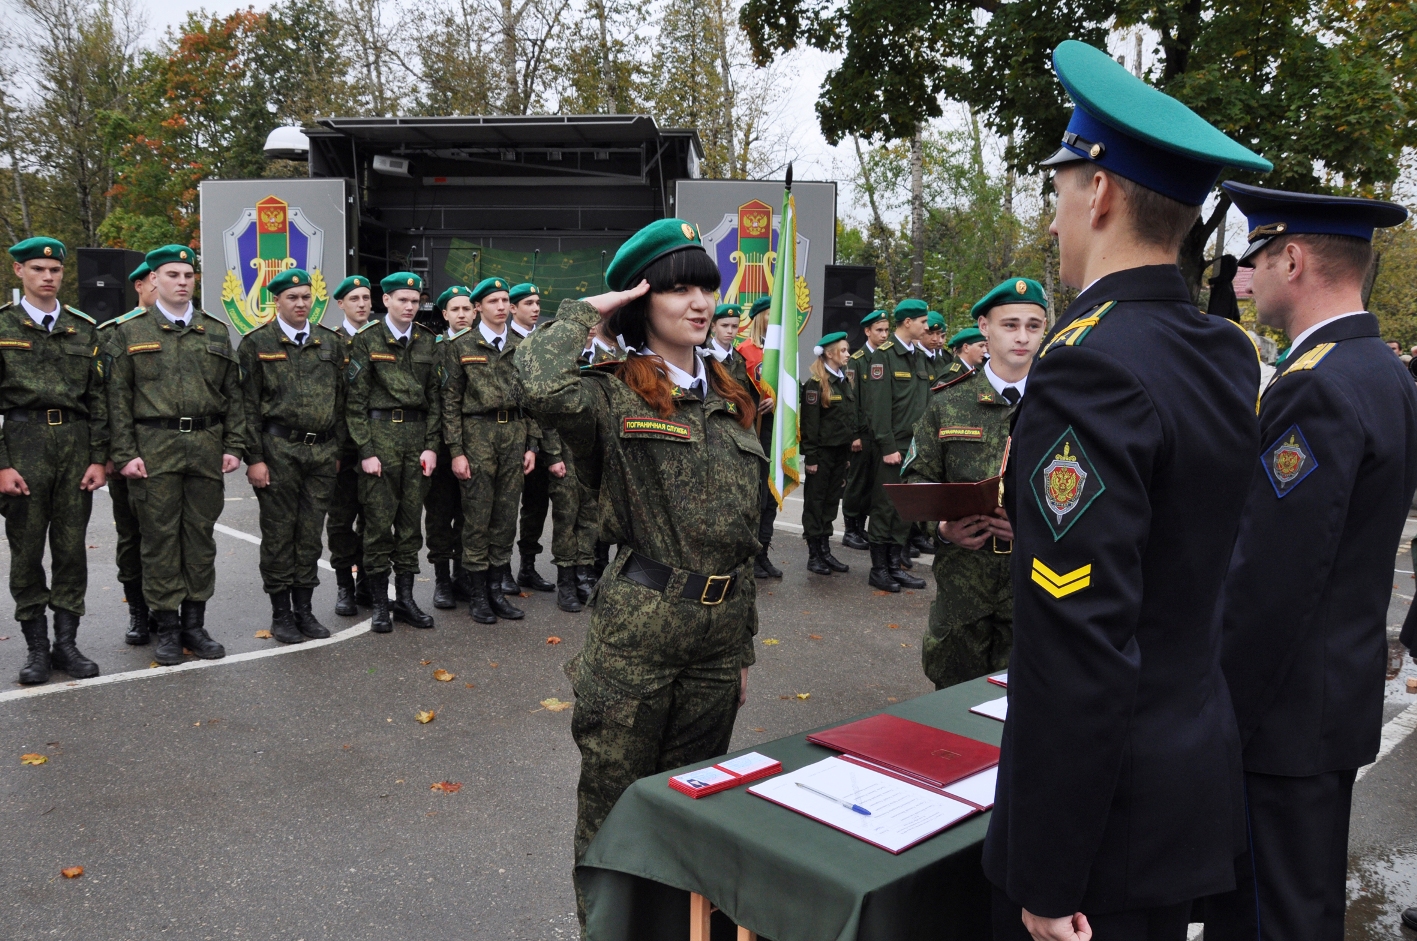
[{"x1": 761, "y1": 174, "x2": 801, "y2": 509}]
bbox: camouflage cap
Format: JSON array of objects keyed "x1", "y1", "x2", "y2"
[
  {"x1": 8, "y1": 237, "x2": 66, "y2": 263},
  {"x1": 266, "y1": 268, "x2": 311, "y2": 297}
]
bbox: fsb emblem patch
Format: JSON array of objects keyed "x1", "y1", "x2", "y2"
[
  {"x1": 1262, "y1": 424, "x2": 1317, "y2": 498},
  {"x1": 1030, "y1": 427, "x2": 1106, "y2": 541},
  {"x1": 870, "y1": 363, "x2": 884, "y2": 380}
]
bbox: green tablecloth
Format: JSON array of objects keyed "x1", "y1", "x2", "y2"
[{"x1": 579, "y1": 678, "x2": 1004, "y2": 941}]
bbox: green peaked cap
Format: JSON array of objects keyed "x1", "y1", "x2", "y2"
[{"x1": 972, "y1": 278, "x2": 1048, "y2": 319}]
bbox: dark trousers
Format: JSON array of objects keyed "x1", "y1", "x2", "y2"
[
  {"x1": 801, "y1": 443, "x2": 852, "y2": 539},
  {"x1": 1202, "y1": 768, "x2": 1356, "y2": 941},
  {"x1": 841, "y1": 438, "x2": 876, "y2": 521},
  {"x1": 992, "y1": 887, "x2": 1189, "y2": 941}
]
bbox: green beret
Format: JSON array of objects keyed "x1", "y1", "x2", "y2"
[
  {"x1": 816, "y1": 331, "x2": 849, "y2": 350},
  {"x1": 266, "y1": 268, "x2": 311, "y2": 297},
  {"x1": 9, "y1": 237, "x2": 66, "y2": 263},
  {"x1": 748, "y1": 296, "x2": 772, "y2": 319},
  {"x1": 470, "y1": 277, "x2": 510, "y2": 303},
  {"x1": 333, "y1": 275, "x2": 371, "y2": 300},
  {"x1": 860, "y1": 309, "x2": 888, "y2": 327},
  {"x1": 971, "y1": 278, "x2": 1048, "y2": 319},
  {"x1": 949, "y1": 326, "x2": 985, "y2": 349},
  {"x1": 508, "y1": 282, "x2": 539, "y2": 304},
  {"x1": 128, "y1": 261, "x2": 151, "y2": 283},
  {"x1": 927, "y1": 311, "x2": 946, "y2": 330},
  {"x1": 436, "y1": 285, "x2": 473, "y2": 310},
  {"x1": 381, "y1": 271, "x2": 423, "y2": 295},
  {"x1": 713, "y1": 303, "x2": 742, "y2": 323},
  {"x1": 893, "y1": 299, "x2": 929, "y2": 323},
  {"x1": 605, "y1": 218, "x2": 705, "y2": 291},
  {"x1": 146, "y1": 244, "x2": 197, "y2": 271}
]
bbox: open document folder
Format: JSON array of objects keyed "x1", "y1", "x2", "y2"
[{"x1": 884, "y1": 438, "x2": 1010, "y2": 522}]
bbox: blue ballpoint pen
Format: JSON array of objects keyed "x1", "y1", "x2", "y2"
[{"x1": 796, "y1": 781, "x2": 871, "y2": 815}]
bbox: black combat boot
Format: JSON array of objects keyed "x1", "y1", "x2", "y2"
[
  {"x1": 574, "y1": 565, "x2": 595, "y2": 604},
  {"x1": 910, "y1": 531, "x2": 936, "y2": 556},
  {"x1": 497, "y1": 563, "x2": 521, "y2": 597},
  {"x1": 18, "y1": 616, "x2": 51, "y2": 684},
  {"x1": 180, "y1": 600, "x2": 225, "y2": 659},
  {"x1": 392, "y1": 572, "x2": 435, "y2": 628},
  {"x1": 806, "y1": 537, "x2": 832, "y2": 575},
  {"x1": 868, "y1": 544, "x2": 901, "y2": 593},
  {"x1": 334, "y1": 568, "x2": 359, "y2": 616},
  {"x1": 354, "y1": 568, "x2": 373, "y2": 607},
  {"x1": 754, "y1": 541, "x2": 784, "y2": 579},
  {"x1": 152, "y1": 610, "x2": 185, "y2": 665},
  {"x1": 432, "y1": 559, "x2": 456, "y2": 610},
  {"x1": 819, "y1": 536, "x2": 850, "y2": 573},
  {"x1": 367, "y1": 574, "x2": 392, "y2": 633},
  {"x1": 842, "y1": 516, "x2": 869, "y2": 551},
  {"x1": 291, "y1": 587, "x2": 330, "y2": 639},
  {"x1": 268, "y1": 591, "x2": 305, "y2": 645},
  {"x1": 518, "y1": 555, "x2": 555, "y2": 592},
  {"x1": 905, "y1": 542, "x2": 921, "y2": 560},
  {"x1": 123, "y1": 579, "x2": 150, "y2": 645},
  {"x1": 452, "y1": 563, "x2": 474, "y2": 602},
  {"x1": 888, "y1": 544, "x2": 927, "y2": 589},
  {"x1": 556, "y1": 566, "x2": 584, "y2": 612},
  {"x1": 467, "y1": 570, "x2": 497, "y2": 624},
  {"x1": 50, "y1": 610, "x2": 99, "y2": 678},
  {"x1": 487, "y1": 569, "x2": 525, "y2": 620}
]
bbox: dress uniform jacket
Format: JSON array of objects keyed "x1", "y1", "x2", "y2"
[
  {"x1": 982, "y1": 265, "x2": 1260, "y2": 915},
  {"x1": 861, "y1": 339, "x2": 930, "y2": 455},
  {"x1": 1222, "y1": 312, "x2": 1417, "y2": 775}
]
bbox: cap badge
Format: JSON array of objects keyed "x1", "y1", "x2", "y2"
[
  {"x1": 293, "y1": 275, "x2": 300, "y2": 283},
  {"x1": 1015, "y1": 280, "x2": 1027, "y2": 294},
  {"x1": 407, "y1": 278, "x2": 414, "y2": 286},
  {"x1": 179, "y1": 250, "x2": 188, "y2": 259},
  {"x1": 1088, "y1": 142, "x2": 1104, "y2": 159},
  {"x1": 681, "y1": 223, "x2": 695, "y2": 240},
  {"x1": 42, "y1": 246, "x2": 52, "y2": 256}
]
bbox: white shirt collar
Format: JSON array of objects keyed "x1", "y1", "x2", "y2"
[
  {"x1": 826, "y1": 364, "x2": 844, "y2": 379},
  {"x1": 342, "y1": 318, "x2": 361, "y2": 336},
  {"x1": 509, "y1": 320, "x2": 532, "y2": 338},
  {"x1": 708, "y1": 338, "x2": 734, "y2": 362},
  {"x1": 157, "y1": 299, "x2": 194, "y2": 324},
  {"x1": 922, "y1": 347, "x2": 936, "y2": 359},
  {"x1": 983, "y1": 360, "x2": 1027, "y2": 399},
  {"x1": 1287, "y1": 311, "x2": 1366, "y2": 355},
  {"x1": 384, "y1": 315, "x2": 412, "y2": 341},
  {"x1": 864, "y1": 340, "x2": 879, "y2": 354},
  {"x1": 275, "y1": 316, "x2": 309, "y2": 344},
  {"x1": 894, "y1": 335, "x2": 916, "y2": 353},
  {"x1": 479, "y1": 319, "x2": 509, "y2": 347},
  {"x1": 20, "y1": 297, "x2": 59, "y2": 330},
  {"x1": 646, "y1": 345, "x2": 708, "y2": 396}
]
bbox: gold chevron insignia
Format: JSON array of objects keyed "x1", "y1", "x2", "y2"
[{"x1": 1030, "y1": 558, "x2": 1092, "y2": 599}]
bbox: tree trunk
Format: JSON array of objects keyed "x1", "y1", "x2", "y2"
[
  {"x1": 595, "y1": 0, "x2": 613, "y2": 113},
  {"x1": 909, "y1": 128, "x2": 924, "y2": 297},
  {"x1": 502, "y1": 0, "x2": 520, "y2": 113},
  {"x1": 1001, "y1": 130, "x2": 1016, "y2": 273},
  {"x1": 853, "y1": 135, "x2": 896, "y2": 299}
]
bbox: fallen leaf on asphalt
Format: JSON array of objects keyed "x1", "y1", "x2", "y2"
[
  {"x1": 20, "y1": 753, "x2": 47, "y2": 765},
  {"x1": 193, "y1": 722, "x2": 200, "y2": 727},
  {"x1": 779, "y1": 695, "x2": 790, "y2": 700},
  {"x1": 430, "y1": 781, "x2": 462, "y2": 793},
  {"x1": 887, "y1": 697, "x2": 898, "y2": 703},
  {"x1": 752, "y1": 727, "x2": 765, "y2": 732},
  {"x1": 254, "y1": 630, "x2": 272, "y2": 639},
  {"x1": 900, "y1": 643, "x2": 911, "y2": 647},
  {"x1": 87, "y1": 544, "x2": 98, "y2": 549},
  {"x1": 888, "y1": 623, "x2": 900, "y2": 630},
  {"x1": 796, "y1": 693, "x2": 811, "y2": 700},
  {"x1": 540, "y1": 698, "x2": 571, "y2": 712},
  {"x1": 488, "y1": 661, "x2": 498, "y2": 668},
  {"x1": 419, "y1": 659, "x2": 432, "y2": 666},
  {"x1": 546, "y1": 636, "x2": 562, "y2": 645},
  {"x1": 808, "y1": 634, "x2": 822, "y2": 640},
  {"x1": 464, "y1": 683, "x2": 475, "y2": 689},
  {"x1": 872, "y1": 590, "x2": 891, "y2": 597},
  {"x1": 0, "y1": 636, "x2": 8, "y2": 640},
  {"x1": 416, "y1": 710, "x2": 435, "y2": 724},
  {"x1": 433, "y1": 669, "x2": 455, "y2": 682},
  {"x1": 61, "y1": 866, "x2": 82, "y2": 878},
  {"x1": 761, "y1": 638, "x2": 779, "y2": 646},
  {"x1": 149, "y1": 662, "x2": 159, "y2": 668}
]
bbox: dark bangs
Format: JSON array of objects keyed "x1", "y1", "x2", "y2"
[{"x1": 608, "y1": 247, "x2": 721, "y2": 349}]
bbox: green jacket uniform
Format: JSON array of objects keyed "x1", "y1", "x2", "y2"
[
  {"x1": 326, "y1": 322, "x2": 365, "y2": 571},
  {"x1": 798, "y1": 368, "x2": 867, "y2": 540},
  {"x1": 902, "y1": 366, "x2": 1016, "y2": 689},
  {"x1": 99, "y1": 313, "x2": 143, "y2": 587},
  {"x1": 238, "y1": 319, "x2": 347, "y2": 594},
  {"x1": 346, "y1": 318, "x2": 442, "y2": 576},
  {"x1": 0, "y1": 303, "x2": 107, "y2": 620},
  {"x1": 518, "y1": 298, "x2": 764, "y2": 914},
  {"x1": 108, "y1": 306, "x2": 246, "y2": 611},
  {"x1": 841, "y1": 344, "x2": 878, "y2": 521},
  {"x1": 861, "y1": 338, "x2": 931, "y2": 544}
]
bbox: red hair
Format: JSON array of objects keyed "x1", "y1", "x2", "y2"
[{"x1": 615, "y1": 353, "x2": 755, "y2": 428}]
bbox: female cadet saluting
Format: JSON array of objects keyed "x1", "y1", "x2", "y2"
[
  {"x1": 516, "y1": 219, "x2": 762, "y2": 923},
  {"x1": 800, "y1": 331, "x2": 865, "y2": 576}
]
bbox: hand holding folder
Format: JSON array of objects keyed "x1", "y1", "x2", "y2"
[{"x1": 885, "y1": 438, "x2": 1011, "y2": 523}]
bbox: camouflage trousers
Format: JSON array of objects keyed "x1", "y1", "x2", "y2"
[
  {"x1": 922, "y1": 543, "x2": 1013, "y2": 690},
  {"x1": 518, "y1": 450, "x2": 584, "y2": 566},
  {"x1": 326, "y1": 457, "x2": 365, "y2": 571},
  {"x1": 107, "y1": 473, "x2": 142, "y2": 585},
  {"x1": 423, "y1": 451, "x2": 461, "y2": 565},
  {"x1": 130, "y1": 471, "x2": 223, "y2": 612},
  {"x1": 801, "y1": 443, "x2": 852, "y2": 539},
  {"x1": 457, "y1": 418, "x2": 527, "y2": 572},
  {"x1": 358, "y1": 422, "x2": 432, "y2": 577},
  {"x1": 0, "y1": 421, "x2": 94, "y2": 620},
  {"x1": 867, "y1": 450, "x2": 910, "y2": 545},
  {"x1": 841, "y1": 438, "x2": 876, "y2": 521},
  {"x1": 253, "y1": 434, "x2": 338, "y2": 594}
]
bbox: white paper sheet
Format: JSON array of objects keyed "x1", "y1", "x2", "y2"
[
  {"x1": 942, "y1": 766, "x2": 998, "y2": 809},
  {"x1": 970, "y1": 696, "x2": 1008, "y2": 721},
  {"x1": 716, "y1": 751, "x2": 778, "y2": 776},
  {"x1": 988, "y1": 671, "x2": 1008, "y2": 687},
  {"x1": 748, "y1": 756, "x2": 976, "y2": 853}
]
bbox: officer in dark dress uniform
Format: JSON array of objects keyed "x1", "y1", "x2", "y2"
[
  {"x1": 1203, "y1": 184, "x2": 1417, "y2": 941},
  {"x1": 982, "y1": 41, "x2": 1273, "y2": 941}
]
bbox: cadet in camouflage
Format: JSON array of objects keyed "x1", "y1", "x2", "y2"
[
  {"x1": 424, "y1": 285, "x2": 477, "y2": 611},
  {"x1": 325, "y1": 275, "x2": 375, "y2": 615}
]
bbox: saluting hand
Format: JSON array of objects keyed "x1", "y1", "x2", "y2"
[
  {"x1": 80, "y1": 463, "x2": 106, "y2": 491},
  {"x1": 582, "y1": 279, "x2": 650, "y2": 317},
  {"x1": 1022, "y1": 910, "x2": 1092, "y2": 941},
  {"x1": 0, "y1": 467, "x2": 28, "y2": 495}
]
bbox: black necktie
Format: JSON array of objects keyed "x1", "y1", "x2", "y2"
[
  {"x1": 398, "y1": 336, "x2": 409, "y2": 348},
  {"x1": 493, "y1": 336, "x2": 503, "y2": 351},
  {"x1": 40, "y1": 315, "x2": 52, "y2": 331},
  {"x1": 1001, "y1": 386, "x2": 1020, "y2": 405},
  {"x1": 175, "y1": 319, "x2": 187, "y2": 330},
  {"x1": 294, "y1": 331, "x2": 306, "y2": 346}
]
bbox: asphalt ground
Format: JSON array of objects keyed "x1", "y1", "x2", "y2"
[{"x1": 0, "y1": 479, "x2": 1413, "y2": 940}]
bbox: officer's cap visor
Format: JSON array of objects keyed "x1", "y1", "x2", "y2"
[
  {"x1": 1041, "y1": 146, "x2": 1087, "y2": 169},
  {"x1": 1237, "y1": 237, "x2": 1272, "y2": 267}
]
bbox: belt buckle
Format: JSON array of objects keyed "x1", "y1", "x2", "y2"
[
  {"x1": 992, "y1": 536, "x2": 1012, "y2": 556},
  {"x1": 45, "y1": 409, "x2": 62, "y2": 426},
  {"x1": 178, "y1": 416, "x2": 194, "y2": 433},
  {"x1": 391, "y1": 409, "x2": 404, "y2": 423},
  {"x1": 303, "y1": 431, "x2": 319, "y2": 445},
  {"x1": 496, "y1": 409, "x2": 510, "y2": 423},
  {"x1": 700, "y1": 574, "x2": 732, "y2": 606}
]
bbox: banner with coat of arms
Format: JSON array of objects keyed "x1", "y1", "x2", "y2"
[
  {"x1": 701, "y1": 197, "x2": 812, "y2": 337},
  {"x1": 216, "y1": 194, "x2": 330, "y2": 334}
]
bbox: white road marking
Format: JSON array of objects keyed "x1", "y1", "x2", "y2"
[{"x1": 1358, "y1": 701, "x2": 1417, "y2": 782}]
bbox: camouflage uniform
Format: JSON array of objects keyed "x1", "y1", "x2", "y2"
[
  {"x1": 99, "y1": 313, "x2": 142, "y2": 590},
  {"x1": 325, "y1": 323, "x2": 365, "y2": 573},
  {"x1": 799, "y1": 368, "x2": 867, "y2": 538},
  {"x1": 518, "y1": 425, "x2": 583, "y2": 566},
  {"x1": 519, "y1": 299, "x2": 763, "y2": 919},
  {"x1": 861, "y1": 338, "x2": 931, "y2": 545},
  {"x1": 345, "y1": 318, "x2": 442, "y2": 577},
  {"x1": 423, "y1": 334, "x2": 462, "y2": 568},
  {"x1": 237, "y1": 319, "x2": 346, "y2": 593},
  {"x1": 108, "y1": 306, "x2": 247, "y2": 612},
  {"x1": 902, "y1": 365, "x2": 1015, "y2": 689},
  {"x1": 0, "y1": 303, "x2": 107, "y2": 620}
]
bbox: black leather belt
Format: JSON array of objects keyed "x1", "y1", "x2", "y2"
[
  {"x1": 262, "y1": 421, "x2": 335, "y2": 445},
  {"x1": 466, "y1": 408, "x2": 524, "y2": 423},
  {"x1": 5, "y1": 407, "x2": 76, "y2": 425},
  {"x1": 137, "y1": 416, "x2": 220, "y2": 432},
  {"x1": 619, "y1": 550, "x2": 739, "y2": 606},
  {"x1": 369, "y1": 408, "x2": 427, "y2": 423}
]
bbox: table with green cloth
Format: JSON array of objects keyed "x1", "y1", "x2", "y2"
[{"x1": 579, "y1": 676, "x2": 1004, "y2": 941}]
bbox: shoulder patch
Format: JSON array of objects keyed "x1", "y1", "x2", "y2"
[
  {"x1": 931, "y1": 365, "x2": 975, "y2": 392},
  {"x1": 64, "y1": 305, "x2": 95, "y2": 324},
  {"x1": 448, "y1": 326, "x2": 471, "y2": 340},
  {"x1": 357, "y1": 319, "x2": 383, "y2": 334},
  {"x1": 114, "y1": 307, "x2": 147, "y2": 325},
  {"x1": 804, "y1": 389, "x2": 818, "y2": 405},
  {"x1": 127, "y1": 341, "x2": 161, "y2": 354},
  {"x1": 1030, "y1": 557, "x2": 1092, "y2": 599},
  {"x1": 0, "y1": 339, "x2": 33, "y2": 350},
  {"x1": 869, "y1": 363, "x2": 884, "y2": 380},
  {"x1": 369, "y1": 351, "x2": 397, "y2": 363},
  {"x1": 1040, "y1": 301, "x2": 1116, "y2": 358},
  {"x1": 1030, "y1": 427, "x2": 1105, "y2": 541},
  {"x1": 1282, "y1": 342, "x2": 1336, "y2": 375},
  {"x1": 621, "y1": 417, "x2": 692, "y2": 440},
  {"x1": 316, "y1": 321, "x2": 342, "y2": 335},
  {"x1": 1262, "y1": 424, "x2": 1318, "y2": 498},
  {"x1": 939, "y1": 425, "x2": 983, "y2": 441}
]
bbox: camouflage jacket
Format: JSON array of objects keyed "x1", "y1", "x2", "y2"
[
  {"x1": 799, "y1": 369, "x2": 867, "y2": 464},
  {"x1": 439, "y1": 324, "x2": 538, "y2": 459},
  {"x1": 237, "y1": 318, "x2": 348, "y2": 465},
  {"x1": 902, "y1": 366, "x2": 1014, "y2": 486},
  {"x1": 332, "y1": 320, "x2": 362, "y2": 458},
  {"x1": 345, "y1": 317, "x2": 442, "y2": 460},
  {"x1": 107, "y1": 306, "x2": 247, "y2": 474},
  {"x1": 0, "y1": 302, "x2": 108, "y2": 469},
  {"x1": 861, "y1": 338, "x2": 931, "y2": 454}
]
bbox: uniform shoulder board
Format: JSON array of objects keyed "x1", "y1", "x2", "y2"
[
  {"x1": 356, "y1": 319, "x2": 383, "y2": 334},
  {"x1": 1282, "y1": 342, "x2": 1336, "y2": 375},
  {"x1": 850, "y1": 348, "x2": 866, "y2": 360},
  {"x1": 930, "y1": 364, "x2": 976, "y2": 392},
  {"x1": 0, "y1": 302, "x2": 12, "y2": 312},
  {"x1": 579, "y1": 360, "x2": 621, "y2": 375},
  {"x1": 1040, "y1": 301, "x2": 1116, "y2": 358},
  {"x1": 434, "y1": 334, "x2": 444, "y2": 344},
  {"x1": 877, "y1": 340, "x2": 894, "y2": 351},
  {"x1": 113, "y1": 307, "x2": 147, "y2": 325},
  {"x1": 198, "y1": 309, "x2": 226, "y2": 325},
  {"x1": 315, "y1": 320, "x2": 342, "y2": 335},
  {"x1": 448, "y1": 326, "x2": 471, "y2": 340},
  {"x1": 64, "y1": 305, "x2": 95, "y2": 324}
]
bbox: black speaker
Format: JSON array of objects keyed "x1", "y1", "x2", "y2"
[
  {"x1": 77, "y1": 248, "x2": 144, "y2": 324},
  {"x1": 822, "y1": 265, "x2": 877, "y2": 350}
]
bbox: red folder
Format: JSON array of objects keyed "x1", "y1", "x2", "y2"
[{"x1": 806, "y1": 714, "x2": 999, "y2": 788}]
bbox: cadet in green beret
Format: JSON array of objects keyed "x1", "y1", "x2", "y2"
[
  {"x1": 346, "y1": 272, "x2": 441, "y2": 633},
  {"x1": 840, "y1": 308, "x2": 893, "y2": 551},
  {"x1": 800, "y1": 331, "x2": 867, "y2": 576},
  {"x1": 326, "y1": 274, "x2": 375, "y2": 615},
  {"x1": 442, "y1": 276, "x2": 536, "y2": 621},
  {"x1": 736, "y1": 295, "x2": 782, "y2": 579},
  {"x1": 108, "y1": 244, "x2": 247, "y2": 664},
  {"x1": 904, "y1": 310, "x2": 954, "y2": 557},
  {"x1": 423, "y1": 285, "x2": 477, "y2": 610},
  {"x1": 949, "y1": 326, "x2": 989, "y2": 371},
  {"x1": 2, "y1": 238, "x2": 107, "y2": 683}
]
